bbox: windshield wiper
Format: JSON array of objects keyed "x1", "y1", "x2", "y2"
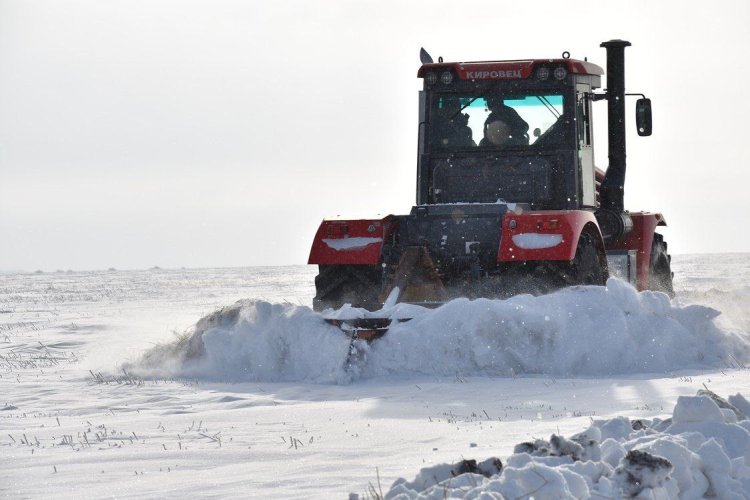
[
  {"x1": 448, "y1": 96, "x2": 481, "y2": 121},
  {"x1": 536, "y1": 95, "x2": 561, "y2": 119}
]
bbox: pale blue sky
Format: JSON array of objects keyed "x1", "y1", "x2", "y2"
[{"x1": 1, "y1": 0, "x2": 748, "y2": 270}]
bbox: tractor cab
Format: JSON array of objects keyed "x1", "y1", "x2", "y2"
[{"x1": 417, "y1": 58, "x2": 603, "y2": 211}]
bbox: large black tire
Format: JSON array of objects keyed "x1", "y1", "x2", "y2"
[
  {"x1": 312, "y1": 265, "x2": 383, "y2": 312},
  {"x1": 565, "y1": 230, "x2": 608, "y2": 286},
  {"x1": 648, "y1": 233, "x2": 674, "y2": 297},
  {"x1": 484, "y1": 231, "x2": 607, "y2": 298},
  {"x1": 491, "y1": 261, "x2": 568, "y2": 298}
]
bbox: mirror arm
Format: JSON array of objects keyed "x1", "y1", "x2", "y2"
[
  {"x1": 591, "y1": 92, "x2": 648, "y2": 101},
  {"x1": 590, "y1": 92, "x2": 608, "y2": 102}
]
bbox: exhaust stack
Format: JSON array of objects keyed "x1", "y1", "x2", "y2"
[{"x1": 599, "y1": 39, "x2": 631, "y2": 214}]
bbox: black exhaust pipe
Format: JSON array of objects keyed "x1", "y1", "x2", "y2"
[
  {"x1": 599, "y1": 39, "x2": 631, "y2": 214},
  {"x1": 596, "y1": 39, "x2": 634, "y2": 243}
]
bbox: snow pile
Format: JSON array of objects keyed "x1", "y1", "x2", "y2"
[
  {"x1": 383, "y1": 391, "x2": 750, "y2": 499},
  {"x1": 129, "y1": 300, "x2": 353, "y2": 383},
  {"x1": 361, "y1": 279, "x2": 749, "y2": 377},
  {"x1": 129, "y1": 278, "x2": 750, "y2": 382}
]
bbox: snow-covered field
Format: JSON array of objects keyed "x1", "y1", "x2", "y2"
[{"x1": 2, "y1": 254, "x2": 750, "y2": 498}]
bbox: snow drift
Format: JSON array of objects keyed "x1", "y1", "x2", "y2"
[
  {"x1": 128, "y1": 279, "x2": 750, "y2": 383},
  {"x1": 383, "y1": 391, "x2": 750, "y2": 499}
]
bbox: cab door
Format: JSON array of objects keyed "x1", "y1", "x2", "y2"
[{"x1": 576, "y1": 84, "x2": 596, "y2": 207}]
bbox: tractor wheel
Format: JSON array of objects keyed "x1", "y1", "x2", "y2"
[
  {"x1": 480, "y1": 262, "x2": 562, "y2": 299},
  {"x1": 489, "y1": 232, "x2": 606, "y2": 298},
  {"x1": 648, "y1": 233, "x2": 674, "y2": 297},
  {"x1": 568, "y1": 230, "x2": 608, "y2": 286},
  {"x1": 312, "y1": 265, "x2": 383, "y2": 312}
]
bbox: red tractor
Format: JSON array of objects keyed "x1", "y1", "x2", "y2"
[{"x1": 309, "y1": 40, "x2": 673, "y2": 316}]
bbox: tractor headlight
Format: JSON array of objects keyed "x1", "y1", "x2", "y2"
[
  {"x1": 440, "y1": 71, "x2": 454, "y2": 85},
  {"x1": 536, "y1": 67, "x2": 550, "y2": 80},
  {"x1": 425, "y1": 72, "x2": 438, "y2": 85},
  {"x1": 553, "y1": 66, "x2": 567, "y2": 80}
]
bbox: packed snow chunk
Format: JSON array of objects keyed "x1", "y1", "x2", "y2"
[
  {"x1": 667, "y1": 420, "x2": 750, "y2": 461},
  {"x1": 634, "y1": 436, "x2": 707, "y2": 496},
  {"x1": 698, "y1": 438, "x2": 732, "y2": 473},
  {"x1": 561, "y1": 460, "x2": 614, "y2": 491},
  {"x1": 597, "y1": 416, "x2": 635, "y2": 441},
  {"x1": 601, "y1": 438, "x2": 628, "y2": 469},
  {"x1": 613, "y1": 449, "x2": 676, "y2": 497},
  {"x1": 550, "y1": 434, "x2": 586, "y2": 461},
  {"x1": 513, "y1": 438, "x2": 552, "y2": 456},
  {"x1": 386, "y1": 473, "x2": 491, "y2": 500},
  {"x1": 697, "y1": 388, "x2": 747, "y2": 421},
  {"x1": 506, "y1": 453, "x2": 573, "y2": 469},
  {"x1": 721, "y1": 408, "x2": 739, "y2": 424},
  {"x1": 386, "y1": 458, "x2": 502, "y2": 498},
  {"x1": 128, "y1": 300, "x2": 353, "y2": 383},
  {"x1": 485, "y1": 462, "x2": 588, "y2": 499},
  {"x1": 570, "y1": 426, "x2": 603, "y2": 462},
  {"x1": 673, "y1": 395, "x2": 726, "y2": 424},
  {"x1": 696, "y1": 441, "x2": 748, "y2": 500},
  {"x1": 512, "y1": 426, "x2": 604, "y2": 463},
  {"x1": 728, "y1": 393, "x2": 750, "y2": 419}
]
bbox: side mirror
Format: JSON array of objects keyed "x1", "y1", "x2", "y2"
[{"x1": 635, "y1": 98, "x2": 652, "y2": 136}]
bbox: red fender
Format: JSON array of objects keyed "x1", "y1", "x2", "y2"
[
  {"x1": 308, "y1": 216, "x2": 395, "y2": 265},
  {"x1": 607, "y1": 212, "x2": 666, "y2": 290},
  {"x1": 498, "y1": 210, "x2": 600, "y2": 262}
]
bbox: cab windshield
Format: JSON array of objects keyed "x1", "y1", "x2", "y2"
[{"x1": 428, "y1": 92, "x2": 566, "y2": 151}]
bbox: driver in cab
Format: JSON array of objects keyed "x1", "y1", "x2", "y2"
[
  {"x1": 480, "y1": 96, "x2": 529, "y2": 147},
  {"x1": 431, "y1": 96, "x2": 475, "y2": 149}
]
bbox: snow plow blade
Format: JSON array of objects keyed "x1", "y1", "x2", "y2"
[
  {"x1": 324, "y1": 318, "x2": 411, "y2": 342},
  {"x1": 325, "y1": 317, "x2": 412, "y2": 371}
]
